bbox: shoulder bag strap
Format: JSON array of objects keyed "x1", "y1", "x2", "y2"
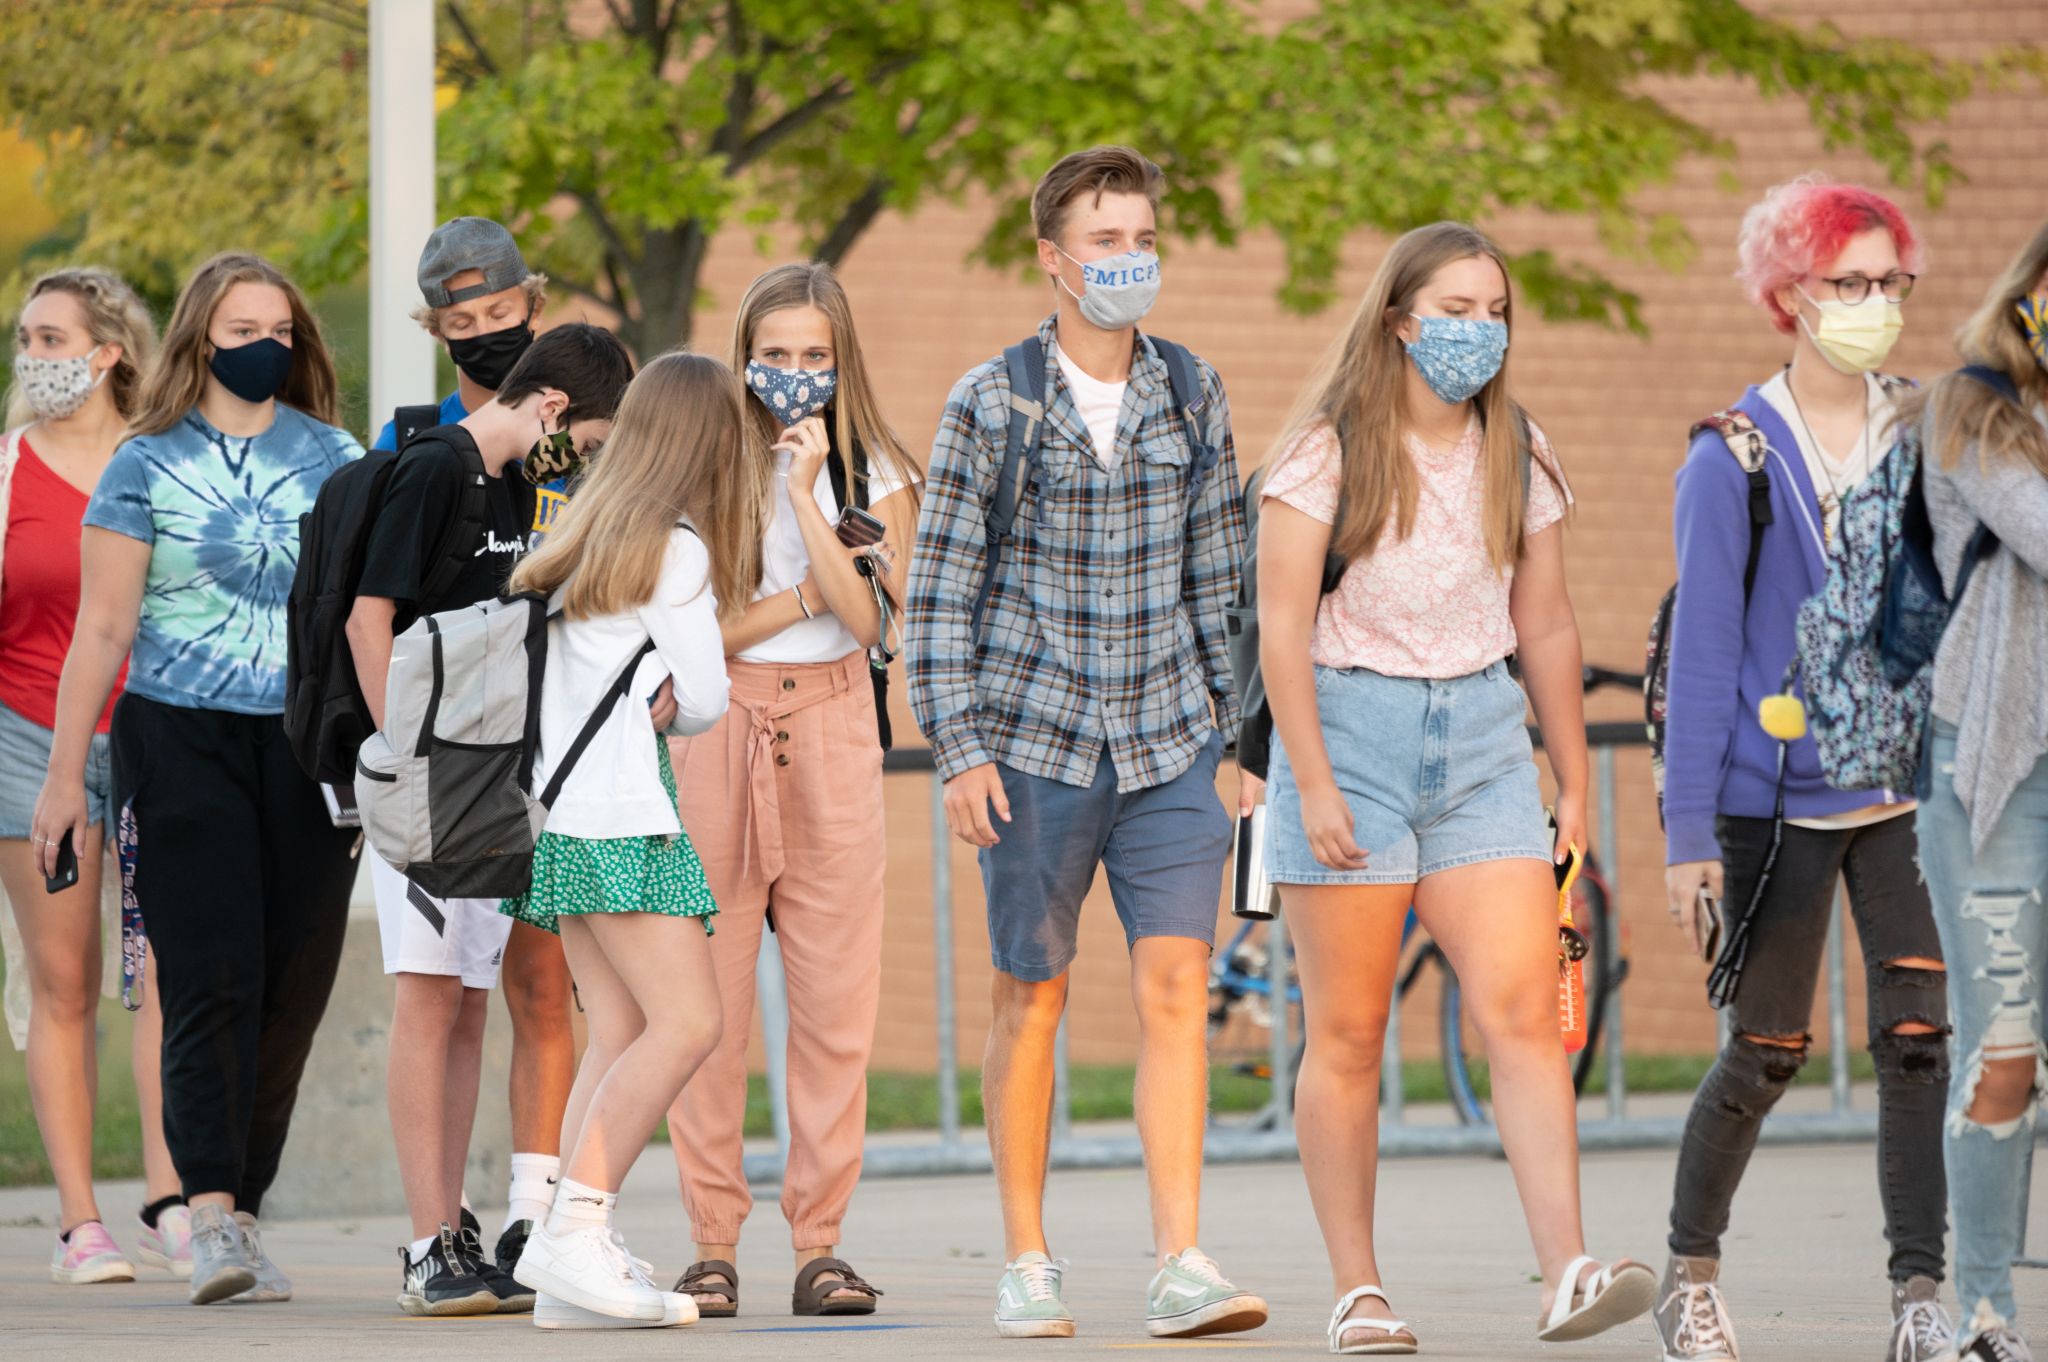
[
  {"x1": 972, "y1": 339, "x2": 1049, "y2": 640},
  {"x1": 1692, "y1": 410, "x2": 1774, "y2": 601}
]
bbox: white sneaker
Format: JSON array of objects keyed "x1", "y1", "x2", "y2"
[
  {"x1": 535, "y1": 1291, "x2": 696, "y2": 1330},
  {"x1": 510, "y1": 1223, "x2": 665, "y2": 1322}
]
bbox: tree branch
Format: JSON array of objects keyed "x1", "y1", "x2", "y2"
[
  {"x1": 730, "y1": 54, "x2": 918, "y2": 171},
  {"x1": 442, "y1": 1, "x2": 497, "y2": 77},
  {"x1": 576, "y1": 192, "x2": 637, "y2": 278},
  {"x1": 604, "y1": 0, "x2": 633, "y2": 33},
  {"x1": 709, "y1": 0, "x2": 756, "y2": 160},
  {"x1": 813, "y1": 175, "x2": 892, "y2": 266}
]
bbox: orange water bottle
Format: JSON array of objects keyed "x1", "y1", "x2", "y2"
[{"x1": 1556, "y1": 842, "x2": 1589, "y2": 1054}]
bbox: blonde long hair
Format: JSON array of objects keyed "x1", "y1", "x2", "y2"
[
  {"x1": 6, "y1": 267, "x2": 157, "y2": 427},
  {"x1": 1272, "y1": 222, "x2": 1562, "y2": 571},
  {"x1": 1896, "y1": 220, "x2": 2048, "y2": 478},
  {"x1": 729, "y1": 263, "x2": 920, "y2": 551},
  {"x1": 129, "y1": 253, "x2": 340, "y2": 437},
  {"x1": 511, "y1": 352, "x2": 766, "y2": 622}
]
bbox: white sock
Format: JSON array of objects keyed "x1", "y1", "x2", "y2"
[
  {"x1": 409, "y1": 1234, "x2": 437, "y2": 1262},
  {"x1": 505, "y1": 1153, "x2": 559, "y2": 1234},
  {"x1": 544, "y1": 1179, "x2": 614, "y2": 1237}
]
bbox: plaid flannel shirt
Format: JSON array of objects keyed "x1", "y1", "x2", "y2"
[{"x1": 906, "y1": 318, "x2": 1247, "y2": 793}]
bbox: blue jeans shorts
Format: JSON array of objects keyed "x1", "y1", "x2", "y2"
[
  {"x1": 1266, "y1": 659, "x2": 1551, "y2": 885},
  {"x1": 980, "y1": 731, "x2": 1232, "y2": 982},
  {"x1": 0, "y1": 698, "x2": 111, "y2": 838}
]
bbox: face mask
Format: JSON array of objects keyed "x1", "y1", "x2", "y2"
[
  {"x1": 1403, "y1": 315, "x2": 1508, "y2": 404},
  {"x1": 208, "y1": 337, "x2": 294, "y2": 404},
  {"x1": 2018, "y1": 293, "x2": 2047, "y2": 371},
  {"x1": 1054, "y1": 246, "x2": 1161, "y2": 329},
  {"x1": 12, "y1": 347, "x2": 104, "y2": 421},
  {"x1": 446, "y1": 319, "x2": 535, "y2": 391},
  {"x1": 744, "y1": 361, "x2": 837, "y2": 428},
  {"x1": 1798, "y1": 289, "x2": 1904, "y2": 375},
  {"x1": 524, "y1": 424, "x2": 583, "y2": 485}
]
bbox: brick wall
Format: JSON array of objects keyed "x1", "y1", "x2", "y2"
[{"x1": 643, "y1": 1, "x2": 2047, "y2": 1075}]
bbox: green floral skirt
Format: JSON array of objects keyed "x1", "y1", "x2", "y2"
[{"x1": 501, "y1": 738, "x2": 717, "y2": 937}]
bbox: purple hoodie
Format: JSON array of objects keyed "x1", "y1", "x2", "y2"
[{"x1": 1663, "y1": 383, "x2": 1896, "y2": 866}]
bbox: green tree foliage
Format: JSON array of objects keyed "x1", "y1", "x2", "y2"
[{"x1": 1, "y1": 1, "x2": 2036, "y2": 350}]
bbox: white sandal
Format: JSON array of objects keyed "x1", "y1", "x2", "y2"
[
  {"x1": 1538, "y1": 1254, "x2": 1656, "y2": 1342},
  {"x1": 1328, "y1": 1284, "x2": 1419, "y2": 1355}
]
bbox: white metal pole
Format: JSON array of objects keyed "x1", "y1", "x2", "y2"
[{"x1": 369, "y1": 0, "x2": 438, "y2": 434}]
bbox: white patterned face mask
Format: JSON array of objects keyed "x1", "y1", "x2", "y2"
[{"x1": 13, "y1": 347, "x2": 104, "y2": 420}]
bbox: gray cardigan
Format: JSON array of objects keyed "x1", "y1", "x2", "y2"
[{"x1": 1924, "y1": 402, "x2": 2048, "y2": 853}]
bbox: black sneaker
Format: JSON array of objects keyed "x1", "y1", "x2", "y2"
[
  {"x1": 458, "y1": 1221, "x2": 535, "y2": 1313},
  {"x1": 493, "y1": 1218, "x2": 534, "y2": 1274},
  {"x1": 396, "y1": 1224, "x2": 498, "y2": 1317}
]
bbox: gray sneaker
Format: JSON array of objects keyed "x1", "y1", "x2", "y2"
[
  {"x1": 1145, "y1": 1248, "x2": 1268, "y2": 1339},
  {"x1": 1653, "y1": 1255, "x2": 1738, "y2": 1361},
  {"x1": 230, "y1": 1212, "x2": 292, "y2": 1302},
  {"x1": 994, "y1": 1251, "x2": 1075, "y2": 1339},
  {"x1": 186, "y1": 1205, "x2": 257, "y2": 1305},
  {"x1": 1892, "y1": 1277, "x2": 1959, "y2": 1362},
  {"x1": 1962, "y1": 1304, "x2": 2034, "y2": 1362}
]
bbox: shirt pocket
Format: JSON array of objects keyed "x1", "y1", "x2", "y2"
[
  {"x1": 1136, "y1": 424, "x2": 1193, "y2": 554},
  {"x1": 1026, "y1": 439, "x2": 1088, "y2": 543}
]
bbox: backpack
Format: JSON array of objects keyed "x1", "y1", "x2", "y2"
[
  {"x1": 354, "y1": 593, "x2": 655, "y2": 899},
  {"x1": 825, "y1": 438, "x2": 898, "y2": 751},
  {"x1": 970, "y1": 334, "x2": 1224, "y2": 640},
  {"x1": 1228, "y1": 411, "x2": 1534, "y2": 780},
  {"x1": 1790, "y1": 365, "x2": 2008, "y2": 795},
  {"x1": 284, "y1": 411, "x2": 504, "y2": 784}
]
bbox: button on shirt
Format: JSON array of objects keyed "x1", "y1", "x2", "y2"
[{"x1": 906, "y1": 318, "x2": 1247, "y2": 794}]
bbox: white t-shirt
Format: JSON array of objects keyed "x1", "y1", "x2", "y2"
[
  {"x1": 741, "y1": 445, "x2": 918, "y2": 665},
  {"x1": 1759, "y1": 370, "x2": 1890, "y2": 546},
  {"x1": 1758, "y1": 369, "x2": 1914, "y2": 828},
  {"x1": 1053, "y1": 342, "x2": 1126, "y2": 469}
]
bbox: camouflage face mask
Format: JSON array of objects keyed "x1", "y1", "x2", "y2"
[{"x1": 523, "y1": 426, "x2": 583, "y2": 485}]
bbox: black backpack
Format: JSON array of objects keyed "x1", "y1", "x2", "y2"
[
  {"x1": 1228, "y1": 410, "x2": 1533, "y2": 780},
  {"x1": 284, "y1": 408, "x2": 504, "y2": 783},
  {"x1": 971, "y1": 333, "x2": 1224, "y2": 639}
]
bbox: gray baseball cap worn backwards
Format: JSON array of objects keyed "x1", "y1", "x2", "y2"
[{"x1": 417, "y1": 217, "x2": 529, "y2": 307}]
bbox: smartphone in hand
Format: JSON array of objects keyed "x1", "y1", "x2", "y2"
[
  {"x1": 835, "y1": 506, "x2": 886, "y2": 549},
  {"x1": 1697, "y1": 886, "x2": 1724, "y2": 962},
  {"x1": 44, "y1": 830, "x2": 78, "y2": 895}
]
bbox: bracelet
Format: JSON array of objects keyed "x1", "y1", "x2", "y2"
[{"x1": 792, "y1": 583, "x2": 814, "y2": 619}]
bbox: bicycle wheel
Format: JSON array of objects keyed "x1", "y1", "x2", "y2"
[
  {"x1": 1570, "y1": 866, "x2": 1617, "y2": 1095},
  {"x1": 1434, "y1": 949, "x2": 1491, "y2": 1126}
]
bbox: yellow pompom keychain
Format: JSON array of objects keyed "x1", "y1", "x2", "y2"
[{"x1": 1758, "y1": 691, "x2": 1808, "y2": 741}]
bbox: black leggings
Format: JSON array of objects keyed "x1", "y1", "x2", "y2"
[{"x1": 112, "y1": 693, "x2": 357, "y2": 1216}]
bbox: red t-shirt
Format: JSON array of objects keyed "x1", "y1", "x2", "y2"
[{"x1": 0, "y1": 438, "x2": 125, "y2": 732}]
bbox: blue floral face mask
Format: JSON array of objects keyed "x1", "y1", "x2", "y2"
[
  {"x1": 1403, "y1": 314, "x2": 1508, "y2": 404},
  {"x1": 745, "y1": 361, "x2": 837, "y2": 428}
]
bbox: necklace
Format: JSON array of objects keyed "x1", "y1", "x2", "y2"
[{"x1": 1781, "y1": 373, "x2": 1872, "y2": 544}]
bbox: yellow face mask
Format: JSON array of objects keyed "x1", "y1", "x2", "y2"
[{"x1": 1799, "y1": 289, "x2": 1905, "y2": 375}]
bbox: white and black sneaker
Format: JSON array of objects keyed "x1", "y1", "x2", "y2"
[
  {"x1": 396, "y1": 1224, "x2": 498, "y2": 1317},
  {"x1": 457, "y1": 1212, "x2": 535, "y2": 1314},
  {"x1": 495, "y1": 1218, "x2": 534, "y2": 1273}
]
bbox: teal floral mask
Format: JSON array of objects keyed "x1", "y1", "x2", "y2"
[{"x1": 1404, "y1": 315, "x2": 1508, "y2": 403}]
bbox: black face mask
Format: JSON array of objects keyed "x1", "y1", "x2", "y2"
[
  {"x1": 208, "y1": 338, "x2": 294, "y2": 404},
  {"x1": 446, "y1": 320, "x2": 535, "y2": 391}
]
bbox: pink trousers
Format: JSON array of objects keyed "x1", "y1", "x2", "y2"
[{"x1": 665, "y1": 650, "x2": 884, "y2": 1250}]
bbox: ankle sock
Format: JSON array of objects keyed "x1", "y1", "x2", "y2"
[
  {"x1": 140, "y1": 1194, "x2": 186, "y2": 1230},
  {"x1": 543, "y1": 1178, "x2": 614, "y2": 1237},
  {"x1": 409, "y1": 1234, "x2": 437, "y2": 1262},
  {"x1": 505, "y1": 1153, "x2": 559, "y2": 1233}
]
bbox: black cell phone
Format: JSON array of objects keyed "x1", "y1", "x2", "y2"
[
  {"x1": 835, "y1": 506, "x2": 887, "y2": 549},
  {"x1": 45, "y1": 830, "x2": 78, "y2": 895}
]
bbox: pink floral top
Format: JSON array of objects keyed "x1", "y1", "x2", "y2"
[{"x1": 1261, "y1": 418, "x2": 1570, "y2": 679}]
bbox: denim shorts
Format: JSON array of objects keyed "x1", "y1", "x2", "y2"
[
  {"x1": 0, "y1": 698, "x2": 111, "y2": 838},
  {"x1": 980, "y1": 730, "x2": 1232, "y2": 982},
  {"x1": 1266, "y1": 660, "x2": 1551, "y2": 885}
]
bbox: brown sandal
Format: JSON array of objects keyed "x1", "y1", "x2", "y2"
[
  {"x1": 674, "y1": 1259, "x2": 738, "y2": 1318},
  {"x1": 793, "y1": 1257, "x2": 883, "y2": 1316}
]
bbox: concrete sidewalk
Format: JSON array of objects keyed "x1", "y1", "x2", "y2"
[{"x1": 5, "y1": 1141, "x2": 2041, "y2": 1359}]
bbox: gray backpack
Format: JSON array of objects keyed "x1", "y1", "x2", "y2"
[{"x1": 356, "y1": 593, "x2": 652, "y2": 899}]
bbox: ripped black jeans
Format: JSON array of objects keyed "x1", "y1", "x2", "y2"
[{"x1": 1667, "y1": 811, "x2": 1950, "y2": 1282}]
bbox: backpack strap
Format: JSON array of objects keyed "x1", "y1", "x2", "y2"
[
  {"x1": 970, "y1": 339, "x2": 1051, "y2": 640},
  {"x1": 1149, "y1": 336, "x2": 1225, "y2": 519},
  {"x1": 1691, "y1": 409, "x2": 1774, "y2": 600},
  {"x1": 415, "y1": 433, "x2": 492, "y2": 612},
  {"x1": 1957, "y1": 363, "x2": 2023, "y2": 406},
  {"x1": 392, "y1": 404, "x2": 443, "y2": 454}
]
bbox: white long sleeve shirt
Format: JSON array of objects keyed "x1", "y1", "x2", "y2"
[{"x1": 532, "y1": 526, "x2": 729, "y2": 839}]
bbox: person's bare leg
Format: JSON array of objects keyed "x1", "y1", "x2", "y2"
[
  {"x1": 984, "y1": 970, "x2": 1068, "y2": 1261},
  {"x1": 1281, "y1": 882, "x2": 1412, "y2": 1324},
  {"x1": 503, "y1": 922, "x2": 574, "y2": 1159},
  {"x1": 440, "y1": 987, "x2": 489, "y2": 1222},
  {"x1": 132, "y1": 948, "x2": 180, "y2": 1203},
  {"x1": 1128, "y1": 936, "x2": 1213, "y2": 1262},
  {"x1": 1, "y1": 833, "x2": 107, "y2": 1231},
  {"x1": 556, "y1": 915, "x2": 721, "y2": 1191},
  {"x1": 1419, "y1": 858, "x2": 1593, "y2": 1314},
  {"x1": 388, "y1": 972, "x2": 464, "y2": 1241}
]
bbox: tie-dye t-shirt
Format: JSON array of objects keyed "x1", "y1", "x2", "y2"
[{"x1": 83, "y1": 406, "x2": 361, "y2": 714}]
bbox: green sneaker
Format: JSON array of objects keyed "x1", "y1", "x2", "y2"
[
  {"x1": 994, "y1": 1251, "x2": 1075, "y2": 1339},
  {"x1": 1146, "y1": 1248, "x2": 1268, "y2": 1339}
]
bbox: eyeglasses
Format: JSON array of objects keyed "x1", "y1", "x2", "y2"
[{"x1": 1815, "y1": 272, "x2": 1917, "y2": 305}]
